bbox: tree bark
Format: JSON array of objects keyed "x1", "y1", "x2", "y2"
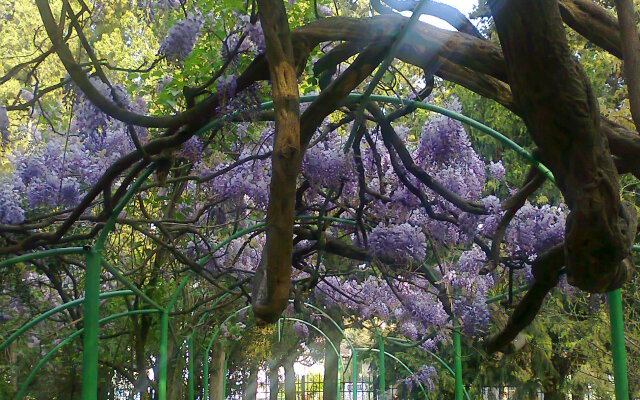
[
  {"x1": 284, "y1": 356, "x2": 296, "y2": 400},
  {"x1": 210, "y1": 342, "x2": 226, "y2": 400},
  {"x1": 252, "y1": 0, "x2": 301, "y2": 324},
  {"x1": 97, "y1": 363, "x2": 115, "y2": 400},
  {"x1": 133, "y1": 313, "x2": 152, "y2": 397},
  {"x1": 269, "y1": 363, "x2": 280, "y2": 400},
  {"x1": 488, "y1": 0, "x2": 633, "y2": 293},
  {"x1": 322, "y1": 321, "x2": 343, "y2": 400},
  {"x1": 613, "y1": 0, "x2": 640, "y2": 129}
]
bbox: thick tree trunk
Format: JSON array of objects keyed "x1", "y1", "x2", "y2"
[
  {"x1": 284, "y1": 356, "x2": 296, "y2": 400},
  {"x1": 543, "y1": 384, "x2": 567, "y2": 400},
  {"x1": 97, "y1": 364, "x2": 115, "y2": 400},
  {"x1": 323, "y1": 321, "x2": 343, "y2": 400},
  {"x1": 251, "y1": 0, "x2": 300, "y2": 323},
  {"x1": 269, "y1": 363, "x2": 280, "y2": 400},
  {"x1": 166, "y1": 337, "x2": 183, "y2": 400},
  {"x1": 133, "y1": 314, "x2": 152, "y2": 397},
  {"x1": 210, "y1": 342, "x2": 226, "y2": 400},
  {"x1": 488, "y1": 0, "x2": 633, "y2": 290}
]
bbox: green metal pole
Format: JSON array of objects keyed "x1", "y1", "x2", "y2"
[
  {"x1": 354, "y1": 348, "x2": 429, "y2": 400},
  {"x1": 14, "y1": 309, "x2": 159, "y2": 400},
  {"x1": 188, "y1": 336, "x2": 195, "y2": 400},
  {"x1": 0, "y1": 290, "x2": 133, "y2": 352},
  {"x1": 202, "y1": 305, "x2": 252, "y2": 400},
  {"x1": 453, "y1": 330, "x2": 463, "y2": 400},
  {"x1": 352, "y1": 349, "x2": 357, "y2": 400},
  {"x1": 223, "y1": 353, "x2": 228, "y2": 399},
  {"x1": 101, "y1": 260, "x2": 164, "y2": 310},
  {"x1": 338, "y1": 355, "x2": 343, "y2": 400},
  {"x1": 203, "y1": 354, "x2": 209, "y2": 400},
  {"x1": 80, "y1": 249, "x2": 101, "y2": 400},
  {"x1": 379, "y1": 333, "x2": 385, "y2": 400},
  {"x1": 0, "y1": 247, "x2": 86, "y2": 268},
  {"x1": 158, "y1": 310, "x2": 169, "y2": 400},
  {"x1": 608, "y1": 289, "x2": 629, "y2": 400}
]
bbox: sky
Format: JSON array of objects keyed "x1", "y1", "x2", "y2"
[
  {"x1": 438, "y1": 0, "x2": 478, "y2": 15},
  {"x1": 402, "y1": 0, "x2": 480, "y2": 31}
]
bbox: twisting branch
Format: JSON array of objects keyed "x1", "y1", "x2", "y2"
[
  {"x1": 370, "y1": 0, "x2": 483, "y2": 39},
  {"x1": 489, "y1": 0, "x2": 633, "y2": 293},
  {"x1": 481, "y1": 167, "x2": 546, "y2": 274},
  {"x1": 367, "y1": 103, "x2": 486, "y2": 214},
  {"x1": 251, "y1": 0, "x2": 301, "y2": 323},
  {"x1": 485, "y1": 244, "x2": 565, "y2": 354}
]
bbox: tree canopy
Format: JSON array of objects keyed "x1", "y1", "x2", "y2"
[{"x1": 2, "y1": 0, "x2": 640, "y2": 398}]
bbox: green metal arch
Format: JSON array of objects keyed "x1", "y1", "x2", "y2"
[
  {"x1": 13, "y1": 309, "x2": 160, "y2": 400},
  {"x1": 0, "y1": 290, "x2": 134, "y2": 352},
  {"x1": 294, "y1": 300, "x2": 359, "y2": 400},
  {"x1": 200, "y1": 305, "x2": 347, "y2": 400},
  {"x1": 355, "y1": 346, "x2": 429, "y2": 399},
  {"x1": 2, "y1": 91, "x2": 635, "y2": 400},
  {"x1": 281, "y1": 317, "x2": 343, "y2": 399}
]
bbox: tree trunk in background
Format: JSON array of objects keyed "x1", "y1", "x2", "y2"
[
  {"x1": 210, "y1": 342, "x2": 225, "y2": 400},
  {"x1": 166, "y1": 337, "x2": 183, "y2": 400},
  {"x1": 284, "y1": 356, "x2": 296, "y2": 400},
  {"x1": 269, "y1": 363, "x2": 280, "y2": 400},
  {"x1": 323, "y1": 320, "x2": 342, "y2": 400},
  {"x1": 56, "y1": 365, "x2": 81, "y2": 400},
  {"x1": 244, "y1": 364, "x2": 259, "y2": 400},
  {"x1": 97, "y1": 364, "x2": 114, "y2": 400},
  {"x1": 543, "y1": 385, "x2": 567, "y2": 400},
  {"x1": 133, "y1": 313, "x2": 152, "y2": 398}
]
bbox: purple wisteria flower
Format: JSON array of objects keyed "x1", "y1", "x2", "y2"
[
  {"x1": 158, "y1": 13, "x2": 204, "y2": 65},
  {"x1": 488, "y1": 160, "x2": 506, "y2": 181},
  {"x1": 292, "y1": 322, "x2": 309, "y2": 339},
  {"x1": 0, "y1": 175, "x2": 25, "y2": 225},
  {"x1": 177, "y1": 136, "x2": 203, "y2": 163},
  {"x1": 368, "y1": 223, "x2": 426, "y2": 265}
]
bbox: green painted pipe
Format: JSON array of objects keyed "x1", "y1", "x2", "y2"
[
  {"x1": 14, "y1": 309, "x2": 159, "y2": 400},
  {"x1": 182, "y1": 294, "x2": 229, "y2": 400},
  {"x1": 355, "y1": 347, "x2": 429, "y2": 399},
  {"x1": 352, "y1": 348, "x2": 357, "y2": 400},
  {"x1": 223, "y1": 352, "x2": 228, "y2": 399},
  {"x1": 0, "y1": 247, "x2": 86, "y2": 268},
  {"x1": 386, "y1": 336, "x2": 470, "y2": 400},
  {"x1": 608, "y1": 289, "x2": 629, "y2": 400},
  {"x1": 203, "y1": 350, "x2": 210, "y2": 400},
  {"x1": 347, "y1": 0, "x2": 429, "y2": 148},
  {"x1": 203, "y1": 305, "x2": 252, "y2": 400},
  {"x1": 158, "y1": 310, "x2": 169, "y2": 400},
  {"x1": 80, "y1": 165, "x2": 156, "y2": 400},
  {"x1": 198, "y1": 93, "x2": 554, "y2": 183},
  {"x1": 101, "y1": 260, "x2": 164, "y2": 311},
  {"x1": 156, "y1": 270, "x2": 195, "y2": 400},
  {"x1": 453, "y1": 331, "x2": 463, "y2": 400},
  {"x1": 283, "y1": 317, "x2": 343, "y2": 399},
  {"x1": 80, "y1": 250, "x2": 101, "y2": 400},
  {"x1": 95, "y1": 166, "x2": 156, "y2": 249},
  {"x1": 0, "y1": 290, "x2": 134, "y2": 352},
  {"x1": 188, "y1": 336, "x2": 195, "y2": 400},
  {"x1": 485, "y1": 284, "x2": 530, "y2": 305},
  {"x1": 295, "y1": 301, "x2": 358, "y2": 399},
  {"x1": 379, "y1": 332, "x2": 386, "y2": 400}
]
